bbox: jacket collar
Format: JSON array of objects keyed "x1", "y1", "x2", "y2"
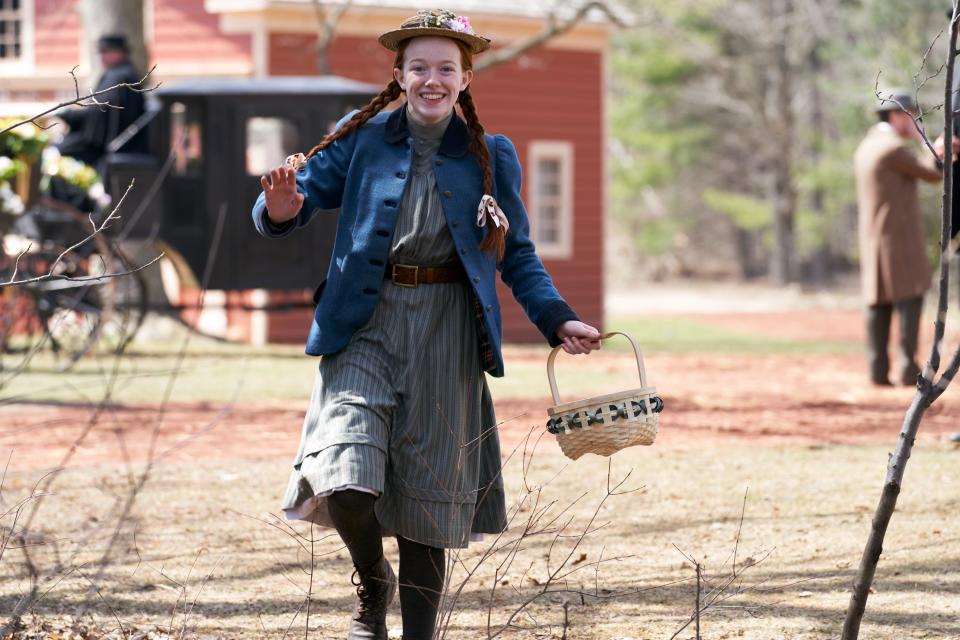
[{"x1": 385, "y1": 106, "x2": 470, "y2": 158}]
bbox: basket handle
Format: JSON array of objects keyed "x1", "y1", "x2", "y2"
[{"x1": 546, "y1": 331, "x2": 649, "y2": 405}]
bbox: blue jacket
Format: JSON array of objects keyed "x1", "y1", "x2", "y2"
[{"x1": 251, "y1": 107, "x2": 578, "y2": 377}]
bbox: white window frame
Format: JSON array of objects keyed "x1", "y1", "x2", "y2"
[
  {"x1": 528, "y1": 140, "x2": 574, "y2": 259},
  {"x1": 0, "y1": 0, "x2": 34, "y2": 73}
]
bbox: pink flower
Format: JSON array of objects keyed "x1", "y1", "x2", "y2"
[{"x1": 445, "y1": 16, "x2": 473, "y2": 34}]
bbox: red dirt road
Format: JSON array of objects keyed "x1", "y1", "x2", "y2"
[{"x1": 3, "y1": 346, "x2": 958, "y2": 471}]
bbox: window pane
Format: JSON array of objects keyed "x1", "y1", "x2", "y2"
[
  {"x1": 246, "y1": 117, "x2": 299, "y2": 176},
  {"x1": 538, "y1": 203, "x2": 559, "y2": 244},
  {"x1": 531, "y1": 144, "x2": 572, "y2": 256},
  {"x1": 540, "y1": 226, "x2": 559, "y2": 243},
  {"x1": 170, "y1": 102, "x2": 204, "y2": 176},
  {"x1": 542, "y1": 181, "x2": 560, "y2": 197},
  {"x1": 540, "y1": 158, "x2": 560, "y2": 175}
]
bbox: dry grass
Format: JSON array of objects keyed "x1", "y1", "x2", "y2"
[{"x1": 2, "y1": 435, "x2": 959, "y2": 639}]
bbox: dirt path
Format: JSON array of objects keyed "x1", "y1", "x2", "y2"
[{"x1": 3, "y1": 349, "x2": 957, "y2": 471}]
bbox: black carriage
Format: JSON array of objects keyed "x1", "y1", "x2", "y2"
[
  {"x1": 108, "y1": 75, "x2": 379, "y2": 291},
  {"x1": 1, "y1": 75, "x2": 377, "y2": 368}
]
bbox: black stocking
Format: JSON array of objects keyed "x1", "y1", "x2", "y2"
[
  {"x1": 397, "y1": 535, "x2": 445, "y2": 639},
  {"x1": 327, "y1": 490, "x2": 383, "y2": 572}
]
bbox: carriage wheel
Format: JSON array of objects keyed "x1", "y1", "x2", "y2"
[
  {"x1": 27, "y1": 243, "x2": 116, "y2": 370},
  {"x1": 11, "y1": 199, "x2": 120, "y2": 369}
]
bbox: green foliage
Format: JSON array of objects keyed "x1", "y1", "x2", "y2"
[
  {"x1": 608, "y1": 0, "x2": 953, "y2": 276},
  {"x1": 0, "y1": 119, "x2": 48, "y2": 162},
  {"x1": 0, "y1": 156, "x2": 27, "y2": 181},
  {"x1": 703, "y1": 189, "x2": 769, "y2": 231},
  {"x1": 609, "y1": 9, "x2": 717, "y2": 258}
]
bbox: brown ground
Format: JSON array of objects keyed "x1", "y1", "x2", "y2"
[
  {"x1": 2, "y1": 310, "x2": 957, "y2": 469},
  {"x1": 3, "y1": 307, "x2": 960, "y2": 639}
]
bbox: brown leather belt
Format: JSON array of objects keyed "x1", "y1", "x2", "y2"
[{"x1": 386, "y1": 262, "x2": 466, "y2": 287}]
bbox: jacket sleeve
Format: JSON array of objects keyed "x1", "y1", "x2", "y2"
[
  {"x1": 888, "y1": 144, "x2": 942, "y2": 183},
  {"x1": 252, "y1": 110, "x2": 359, "y2": 238},
  {"x1": 494, "y1": 134, "x2": 579, "y2": 346}
]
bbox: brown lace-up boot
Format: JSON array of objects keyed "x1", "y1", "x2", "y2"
[{"x1": 348, "y1": 555, "x2": 396, "y2": 639}]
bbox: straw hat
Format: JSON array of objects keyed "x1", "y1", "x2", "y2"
[{"x1": 379, "y1": 9, "x2": 491, "y2": 54}]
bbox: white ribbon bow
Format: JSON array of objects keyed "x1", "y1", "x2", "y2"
[
  {"x1": 476, "y1": 194, "x2": 510, "y2": 232},
  {"x1": 285, "y1": 153, "x2": 307, "y2": 171}
]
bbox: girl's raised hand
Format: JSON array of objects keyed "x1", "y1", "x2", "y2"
[{"x1": 261, "y1": 166, "x2": 305, "y2": 224}]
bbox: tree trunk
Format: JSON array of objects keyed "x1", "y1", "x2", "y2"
[
  {"x1": 841, "y1": 394, "x2": 929, "y2": 639},
  {"x1": 807, "y1": 40, "x2": 831, "y2": 286},
  {"x1": 78, "y1": 0, "x2": 148, "y2": 79},
  {"x1": 768, "y1": 0, "x2": 796, "y2": 286},
  {"x1": 841, "y1": 8, "x2": 959, "y2": 637},
  {"x1": 313, "y1": 0, "x2": 352, "y2": 76}
]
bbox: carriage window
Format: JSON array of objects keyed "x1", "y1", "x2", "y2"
[
  {"x1": 246, "y1": 117, "x2": 299, "y2": 176},
  {"x1": 529, "y1": 141, "x2": 573, "y2": 259},
  {"x1": 170, "y1": 102, "x2": 203, "y2": 176},
  {"x1": 0, "y1": 0, "x2": 24, "y2": 61}
]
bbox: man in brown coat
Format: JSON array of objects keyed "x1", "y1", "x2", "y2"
[{"x1": 854, "y1": 90, "x2": 950, "y2": 386}]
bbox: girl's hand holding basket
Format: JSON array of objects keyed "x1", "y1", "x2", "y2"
[{"x1": 556, "y1": 320, "x2": 601, "y2": 354}]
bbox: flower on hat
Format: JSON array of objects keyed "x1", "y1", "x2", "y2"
[
  {"x1": 384, "y1": 9, "x2": 490, "y2": 53},
  {"x1": 446, "y1": 16, "x2": 472, "y2": 34},
  {"x1": 412, "y1": 9, "x2": 476, "y2": 35}
]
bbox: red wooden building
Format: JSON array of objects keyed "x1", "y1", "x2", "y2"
[{"x1": 0, "y1": 0, "x2": 621, "y2": 344}]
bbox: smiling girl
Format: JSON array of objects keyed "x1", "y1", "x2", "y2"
[{"x1": 253, "y1": 10, "x2": 600, "y2": 639}]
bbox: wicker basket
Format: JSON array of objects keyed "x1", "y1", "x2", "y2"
[{"x1": 546, "y1": 331, "x2": 663, "y2": 460}]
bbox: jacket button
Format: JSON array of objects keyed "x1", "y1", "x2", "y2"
[
  {"x1": 460, "y1": 248, "x2": 467, "y2": 255},
  {"x1": 485, "y1": 304, "x2": 492, "y2": 312},
  {"x1": 435, "y1": 159, "x2": 444, "y2": 166},
  {"x1": 473, "y1": 276, "x2": 480, "y2": 284},
  {"x1": 396, "y1": 171, "x2": 406, "y2": 179},
  {"x1": 443, "y1": 190, "x2": 452, "y2": 197},
  {"x1": 385, "y1": 200, "x2": 397, "y2": 208},
  {"x1": 452, "y1": 220, "x2": 459, "y2": 228}
]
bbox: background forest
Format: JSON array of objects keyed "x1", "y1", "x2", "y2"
[{"x1": 608, "y1": 0, "x2": 950, "y2": 285}]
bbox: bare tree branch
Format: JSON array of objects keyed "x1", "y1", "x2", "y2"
[
  {"x1": 312, "y1": 0, "x2": 352, "y2": 75},
  {"x1": 0, "y1": 66, "x2": 160, "y2": 136},
  {"x1": 1, "y1": 183, "x2": 164, "y2": 288},
  {"x1": 475, "y1": 1, "x2": 628, "y2": 72}
]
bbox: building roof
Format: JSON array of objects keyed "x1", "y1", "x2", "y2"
[
  {"x1": 206, "y1": 0, "x2": 635, "y2": 26},
  {"x1": 156, "y1": 75, "x2": 381, "y2": 97}
]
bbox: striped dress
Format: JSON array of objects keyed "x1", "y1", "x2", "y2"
[{"x1": 280, "y1": 111, "x2": 507, "y2": 549}]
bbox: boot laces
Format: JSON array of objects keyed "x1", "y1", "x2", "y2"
[{"x1": 351, "y1": 568, "x2": 386, "y2": 620}]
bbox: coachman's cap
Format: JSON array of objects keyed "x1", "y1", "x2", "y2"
[
  {"x1": 875, "y1": 89, "x2": 919, "y2": 113},
  {"x1": 379, "y1": 9, "x2": 491, "y2": 54},
  {"x1": 97, "y1": 34, "x2": 129, "y2": 52}
]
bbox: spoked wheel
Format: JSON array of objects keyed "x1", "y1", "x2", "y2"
[
  {"x1": 22, "y1": 245, "x2": 116, "y2": 370},
  {"x1": 10, "y1": 199, "x2": 119, "y2": 370}
]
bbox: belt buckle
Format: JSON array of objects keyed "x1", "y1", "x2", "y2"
[{"x1": 392, "y1": 263, "x2": 418, "y2": 288}]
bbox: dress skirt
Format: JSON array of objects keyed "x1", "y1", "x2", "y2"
[
  {"x1": 280, "y1": 113, "x2": 507, "y2": 549},
  {"x1": 280, "y1": 281, "x2": 507, "y2": 548}
]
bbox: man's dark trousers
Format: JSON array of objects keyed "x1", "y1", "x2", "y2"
[{"x1": 866, "y1": 296, "x2": 923, "y2": 385}]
